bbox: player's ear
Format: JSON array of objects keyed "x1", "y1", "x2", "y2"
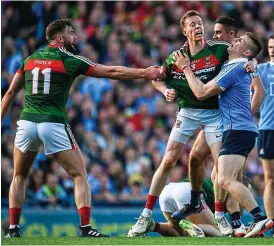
[
  {"x1": 56, "y1": 35, "x2": 64, "y2": 43},
  {"x1": 229, "y1": 31, "x2": 235, "y2": 39}
]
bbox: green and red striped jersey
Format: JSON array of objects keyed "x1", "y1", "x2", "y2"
[
  {"x1": 163, "y1": 40, "x2": 229, "y2": 109},
  {"x1": 17, "y1": 44, "x2": 96, "y2": 123}
]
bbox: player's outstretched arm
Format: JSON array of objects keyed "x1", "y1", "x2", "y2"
[
  {"x1": 1, "y1": 73, "x2": 24, "y2": 124},
  {"x1": 89, "y1": 64, "x2": 164, "y2": 81},
  {"x1": 173, "y1": 51, "x2": 222, "y2": 100},
  {"x1": 152, "y1": 80, "x2": 176, "y2": 102},
  {"x1": 251, "y1": 76, "x2": 265, "y2": 115}
]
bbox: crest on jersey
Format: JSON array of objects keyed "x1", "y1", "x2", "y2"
[
  {"x1": 174, "y1": 119, "x2": 182, "y2": 128},
  {"x1": 205, "y1": 56, "x2": 211, "y2": 65}
]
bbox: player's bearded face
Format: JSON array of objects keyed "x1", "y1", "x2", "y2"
[
  {"x1": 184, "y1": 16, "x2": 204, "y2": 41},
  {"x1": 62, "y1": 26, "x2": 77, "y2": 53},
  {"x1": 63, "y1": 38, "x2": 76, "y2": 53}
]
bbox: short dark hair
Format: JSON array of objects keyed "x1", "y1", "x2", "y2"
[
  {"x1": 245, "y1": 32, "x2": 263, "y2": 59},
  {"x1": 269, "y1": 35, "x2": 274, "y2": 41},
  {"x1": 215, "y1": 16, "x2": 238, "y2": 36},
  {"x1": 45, "y1": 19, "x2": 73, "y2": 42},
  {"x1": 180, "y1": 10, "x2": 201, "y2": 30}
]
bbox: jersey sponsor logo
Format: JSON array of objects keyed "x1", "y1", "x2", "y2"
[
  {"x1": 259, "y1": 148, "x2": 265, "y2": 155},
  {"x1": 38, "y1": 51, "x2": 56, "y2": 56},
  {"x1": 170, "y1": 54, "x2": 219, "y2": 80},
  {"x1": 24, "y1": 59, "x2": 66, "y2": 73}
]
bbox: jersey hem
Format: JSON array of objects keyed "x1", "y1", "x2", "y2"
[{"x1": 20, "y1": 112, "x2": 66, "y2": 124}]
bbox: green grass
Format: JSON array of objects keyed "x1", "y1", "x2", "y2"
[{"x1": 2, "y1": 237, "x2": 274, "y2": 245}]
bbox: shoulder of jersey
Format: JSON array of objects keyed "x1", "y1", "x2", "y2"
[
  {"x1": 58, "y1": 47, "x2": 95, "y2": 65},
  {"x1": 207, "y1": 40, "x2": 230, "y2": 47}
]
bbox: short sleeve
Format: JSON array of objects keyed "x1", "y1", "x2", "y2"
[
  {"x1": 16, "y1": 62, "x2": 24, "y2": 75},
  {"x1": 60, "y1": 48, "x2": 97, "y2": 77},
  {"x1": 74, "y1": 55, "x2": 97, "y2": 76},
  {"x1": 215, "y1": 64, "x2": 239, "y2": 91}
]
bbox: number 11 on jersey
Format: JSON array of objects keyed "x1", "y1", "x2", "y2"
[{"x1": 31, "y1": 67, "x2": 51, "y2": 94}]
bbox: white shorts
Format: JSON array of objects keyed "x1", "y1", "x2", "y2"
[
  {"x1": 169, "y1": 108, "x2": 223, "y2": 146},
  {"x1": 15, "y1": 120, "x2": 77, "y2": 155},
  {"x1": 159, "y1": 182, "x2": 192, "y2": 213}
]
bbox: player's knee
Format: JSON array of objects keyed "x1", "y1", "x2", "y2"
[
  {"x1": 67, "y1": 168, "x2": 87, "y2": 180},
  {"x1": 218, "y1": 174, "x2": 231, "y2": 190},
  {"x1": 189, "y1": 150, "x2": 204, "y2": 166},
  {"x1": 161, "y1": 155, "x2": 177, "y2": 172},
  {"x1": 265, "y1": 175, "x2": 274, "y2": 188},
  {"x1": 13, "y1": 173, "x2": 28, "y2": 183}
]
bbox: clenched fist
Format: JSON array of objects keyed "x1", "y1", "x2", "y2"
[{"x1": 164, "y1": 88, "x2": 176, "y2": 102}]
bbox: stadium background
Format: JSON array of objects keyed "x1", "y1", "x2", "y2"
[{"x1": 1, "y1": 1, "x2": 274, "y2": 237}]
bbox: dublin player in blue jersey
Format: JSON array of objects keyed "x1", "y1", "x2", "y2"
[
  {"x1": 172, "y1": 32, "x2": 273, "y2": 237},
  {"x1": 257, "y1": 35, "x2": 274, "y2": 236}
]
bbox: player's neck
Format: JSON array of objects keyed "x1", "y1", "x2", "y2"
[
  {"x1": 188, "y1": 40, "x2": 204, "y2": 55},
  {"x1": 228, "y1": 54, "x2": 244, "y2": 61},
  {"x1": 48, "y1": 41, "x2": 63, "y2": 48}
]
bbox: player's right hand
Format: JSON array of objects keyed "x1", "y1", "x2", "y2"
[
  {"x1": 164, "y1": 88, "x2": 176, "y2": 102},
  {"x1": 145, "y1": 66, "x2": 166, "y2": 81}
]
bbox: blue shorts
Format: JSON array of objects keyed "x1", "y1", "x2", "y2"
[
  {"x1": 257, "y1": 130, "x2": 274, "y2": 159},
  {"x1": 219, "y1": 130, "x2": 258, "y2": 157}
]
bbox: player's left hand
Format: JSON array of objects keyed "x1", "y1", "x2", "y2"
[
  {"x1": 244, "y1": 61, "x2": 255, "y2": 73},
  {"x1": 173, "y1": 51, "x2": 190, "y2": 71}
]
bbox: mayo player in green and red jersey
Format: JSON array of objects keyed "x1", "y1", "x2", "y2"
[
  {"x1": 128, "y1": 11, "x2": 258, "y2": 238},
  {"x1": 1, "y1": 19, "x2": 163, "y2": 238}
]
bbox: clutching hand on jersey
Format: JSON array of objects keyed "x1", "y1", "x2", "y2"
[{"x1": 172, "y1": 51, "x2": 191, "y2": 71}]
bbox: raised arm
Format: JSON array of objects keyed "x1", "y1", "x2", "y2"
[
  {"x1": 151, "y1": 80, "x2": 176, "y2": 102},
  {"x1": 251, "y1": 75, "x2": 265, "y2": 115},
  {"x1": 173, "y1": 51, "x2": 222, "y2": 101},
  {"x1": 89, "y1": 64, "x2": 164, "y2": 81},
  {"x1": 1, "y1": 73, "x2": 25, "y2": 124}
]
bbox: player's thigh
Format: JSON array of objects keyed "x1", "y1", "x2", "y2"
[
  {"x1": 218, "y1": 155, "x2": 245, "y2": 180},
  {"x1": 164, "y1": 137, "x2": 185, "y2": 164},
  {"x1": 14, "y1": 120, "x2": 41, "y2": 154},
  {"x1": 37, "y1": 122, "x2": 77, "y2": 155},
  {"x1": 13, "y1": 147, "x2": 37, "y2": 178},
  {"x1": 257, "y1": 130, "x2": 274, "y2": 159},
  {"x1": 169, "y1": 108, "x2": 200, "y2": 145},
  {"x1": 209, "y1": 141, "x2": 222, "y2": 166},
  {"x1": 53, "y1": 148, "x2": 87, "y2": 178},
  {"x1": 201, "y1": 109, "x2": 223, "y2": 147},
  {"x1": 190, "y1": 130, "x2": 211, "y2": 161}
]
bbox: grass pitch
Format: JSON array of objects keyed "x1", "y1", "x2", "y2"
[{"x1": 2, "y1": 236, "x2": 274, "y2": 245}]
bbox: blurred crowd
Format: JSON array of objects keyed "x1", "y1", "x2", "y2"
[{"x1": 1, "y1": 1, "x2": 273, "y2": 209}]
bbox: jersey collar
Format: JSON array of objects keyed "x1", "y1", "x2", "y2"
[
  {"x1": 227, "y1": 57, "x2": 248, "y2": 65},
  {"x1": 184, "y1": 39, "x2": 207, "y2": 54}
]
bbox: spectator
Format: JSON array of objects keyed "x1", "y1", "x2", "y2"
[{"x1": 36, "y1": 173, "x2": 67, "y2": 208}]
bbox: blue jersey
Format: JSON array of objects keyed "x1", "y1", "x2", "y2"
[
  {"x1": 257, "y1": 62, "x2": 274, "y2": 130},
  {"x1": 215, "y1": 58, "x2": 258, "y2": 133}
]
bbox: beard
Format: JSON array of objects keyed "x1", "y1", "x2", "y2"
[{"x1": 63, "y1": 39, "x2": 76, "y2": 53}]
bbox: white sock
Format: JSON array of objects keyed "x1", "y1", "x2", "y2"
[
  {"x1": 215, "y1": 211, "x2": 225, "y2": 218},
  {"x1": 9, "y1": 225, "x2": 19, "y2": 229},
  {"x1": 142, "y1": 208, "x2": 152, "y2": 217}
]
